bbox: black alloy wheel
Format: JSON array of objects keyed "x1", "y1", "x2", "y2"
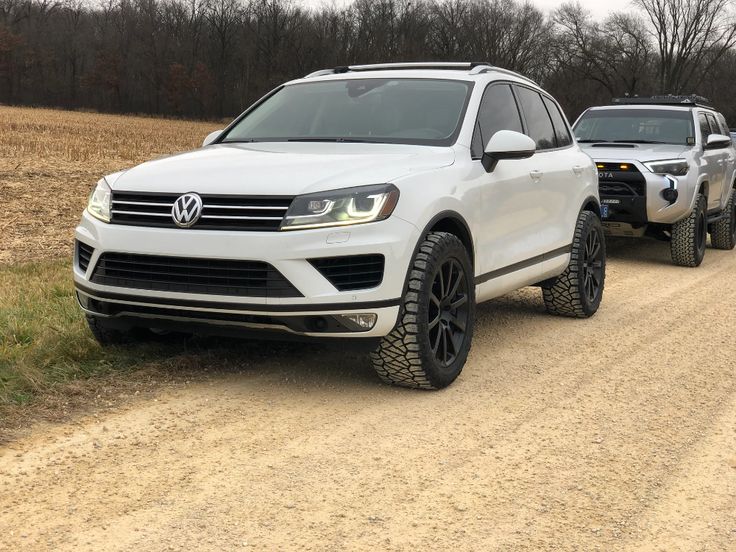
[
  {"x1": 428, "y1": 258, "x2": 470, "y2": 367},
  {"x1": 370, "y1": 231, "x2": 475, "y2": 389},
  {"x1": 696, "y1": 206, "x2": 708, "y2": 258},
  {"x1": 582, "y1": 227, "x2": 605, "y2": 304}
]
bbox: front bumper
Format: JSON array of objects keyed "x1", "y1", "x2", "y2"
[
  {"x1": 596, "y1": 159, "x2": 695, "y2": 227},
  {"x1": 74, "y1": 211, "x2": 419, "y2": 338}
]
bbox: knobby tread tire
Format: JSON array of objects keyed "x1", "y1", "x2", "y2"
[
  {"x1": 370, "y1": 232, "x2": 474, "y2": 390},
  {"x1": 543, "y1": 211, "x2": 605, "y2": 319},
  {"x1": 671, "y1": 194, "x2": 707, "y2": 267},
  {"x1": 710, "y1": 191, "x2": 736, "y2": 250}
]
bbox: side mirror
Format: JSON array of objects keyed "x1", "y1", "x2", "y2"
[
  {"x1": 706, "y1": 133, "x2": 731, "y2": 149},
  {"x1": 202, "y1": 130, "x2": 224, "y2": 147},
  {"x1": 482, "y1": 130, "x2": 537, "y2": 172}
]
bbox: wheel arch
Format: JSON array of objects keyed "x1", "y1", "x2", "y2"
[
  {"x1": 698, "y1": 180, "x2": 709, "y2": 198},
  {"x1": 580, "y1": 195, "x2": 601, "y2": 218},
  {"x1": 397, "y1": 210, "x2": 475, "y2": 311},
  {"x1": 421, "y1": 211, "x2": 475, "y2": 268}
]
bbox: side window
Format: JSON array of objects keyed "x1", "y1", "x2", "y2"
[
  {"x1": 716, "y1": 113, "x2": 730, "y2": 136},
  {"x1": 471, "y1": 84, "x2": 523, "y2": 158},
  {"x1": 698, "y1": 112, "x2": 711, "y2": 142},
  {"x1": 515, "y1": 86, "x2": 557, "y2": 150},
  {"x1": 542, "y1": 96, "x2": 572, "y2": 148},
  {"x1": 705, "y1": 112, "x2": 719, "y2": 135}
]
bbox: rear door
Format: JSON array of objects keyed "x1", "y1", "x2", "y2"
[
  {"x1": 514, "y1": 85, "x2": 578, "y2": 253},
  {"x1": 700, "y1": 111, "x2": 727, "y2": 210},
  {"x1": 715, "y1": 112, "x2": 736, "y2": 208},
  {"x1": 470, "y1": 83, "x2": 547, "y2": 277}
]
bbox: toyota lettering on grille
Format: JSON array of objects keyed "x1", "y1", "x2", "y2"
[{"x1": 172, "y1": 193, "x2": 203, "y2": 228}]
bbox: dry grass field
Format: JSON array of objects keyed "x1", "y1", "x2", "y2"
[
  {"x1": 0, "y1": 106, "x2": 219, "y2": 264},
  {"x1": 0, "y1": 106, "x2": 221, "y2": 410},
  {"x1": 1, "y1": 105, "x2": 736, "y2": 551}
]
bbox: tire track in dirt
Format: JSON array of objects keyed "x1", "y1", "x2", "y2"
[{"x1": 1, "y1": 239, "x2": 735, "y2": 551}]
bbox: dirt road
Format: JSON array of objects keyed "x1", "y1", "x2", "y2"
[{"x1": 2, "y1": 238, "x2": 736, "y2": 551}]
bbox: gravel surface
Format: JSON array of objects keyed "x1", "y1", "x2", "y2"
[{"x1": 1, "y1": 237, "x2": 735, "y2": 551}]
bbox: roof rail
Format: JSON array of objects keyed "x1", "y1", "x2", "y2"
[
  {"x1": 304, "y1": 62, "x2": 538, "y2": 86},
  {"x1": 611, "y1": 94, "x2": 713, "y2": 109}
]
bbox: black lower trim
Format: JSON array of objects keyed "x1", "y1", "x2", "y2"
[
  {"x1": 87, "y1": 314, "x2": 381, "y2": 350},
  {"x1": 74, "y1": 282, "x2": 400, "y2": 313},
  {"x1": 474, "y1": 244, "x2": 572, "y2": 285}
]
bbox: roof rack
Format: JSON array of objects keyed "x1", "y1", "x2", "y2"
[
  {"x1": 611, "y1": 94, "x2": 713, "y2": 109},
  {"x1": 304, "y1": 62, "x2": 538, "y2": 86}
]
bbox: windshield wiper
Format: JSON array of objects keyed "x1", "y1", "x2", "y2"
[
  {"x1": 221, "y1": 139, "x2": 261, "y2": 143},
  {"x1": 612, "y1": 139, "x2": 666, "y2": 144},
  {"x1": 286, "y1": 138, "x2": 375, "y2": 143},
  {"x1": 577, "y1": 139, "x2": 610, "y2": 143}
]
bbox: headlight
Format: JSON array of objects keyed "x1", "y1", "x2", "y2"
[
  {"x1": 281, "y1": 184, "x2": 399, "y2": 231},
  {"x1": 643, "y1": 159, "x2": 689, "y2": 176},
  {"x1": 87, "y1": 178, "x2": 112, "y2": 222}
]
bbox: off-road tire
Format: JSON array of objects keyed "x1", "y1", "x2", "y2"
[
  {"x1": 86, "y1": 315, "x2": 138, "y2": 346},
  {"x1": 370, "y1": 232, "x2": 475, "y2": 390},
  {"x1": 710, "y1": 191, "x2": 736, "y2": 250},
  {"x1": 671, "y1": 193, "x2": 707, "y2": 266},
  {"x1": 543, "y1": 211, "x2": 605, "y2": 318}
]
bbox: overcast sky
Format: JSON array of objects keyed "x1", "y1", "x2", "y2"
[
  {"x1": 531, "y1": 0, "x2": 634, "y2": 18},
  {"x1": 532, "y1": 0, "x2": 632, "y2": 17},
  {"x1": 301, "y1": 0, "x2": 636, "y2": 18}
]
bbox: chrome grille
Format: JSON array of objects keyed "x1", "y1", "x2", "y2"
[{"x1": 110, "y1": 192, "x2": 293, "y2": 231}]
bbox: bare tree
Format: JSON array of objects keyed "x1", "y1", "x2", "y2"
[
  {"x1": 635, "y1": 0, "x2": 736, "y2": 92},
  {"x1": 554, "y1": 3, "x2": 652, "y2": 96}
]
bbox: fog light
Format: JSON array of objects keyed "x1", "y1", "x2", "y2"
[
  {"x1": 661, "y1": 187, "x2": 678, "y2": 204},
  {"x1": 338, "y1": 313, "x2": 377, "y2": 331}
]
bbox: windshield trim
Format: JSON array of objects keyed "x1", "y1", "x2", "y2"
[{"x1": 217, "y1": 78, "x2": 476, "y2": 148}]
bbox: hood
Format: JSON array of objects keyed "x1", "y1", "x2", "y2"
[
  {"x1": 578, "y1": 143, "x2": 690, "y2": 162},
  {"x1": 111, "y1": 142, "x2": 455, "y2": 195}
]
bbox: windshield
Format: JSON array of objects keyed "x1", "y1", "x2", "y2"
[
  {"x1": 574, "y1": 108, "x2": 695, "y2": 145},
  {"x1": 220, "y1": 78, "x2": 473, "y2": 146}
]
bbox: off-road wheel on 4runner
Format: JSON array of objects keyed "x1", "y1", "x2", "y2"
[
  {"x1": 370, "y1": 232, "x2": 475, "y2": 389},
  {"x1": 543, "y1": 211, "x2": 605, "y2": 318},
  {"x1": 710, "y1": 191, "x2": 736, "y2": 250},
  {"x1": 671, "y1": 193, "x2": 707, "y2": 267}
]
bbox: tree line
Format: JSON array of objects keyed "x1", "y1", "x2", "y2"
[{"x1": 1, "y1": 0, "x2": 736, "y2": 122}]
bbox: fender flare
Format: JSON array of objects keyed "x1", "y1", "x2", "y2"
[
  {"x1": 398, "y1": 210, "x2": 475, "y2": 301},
  {"x1": 579, "y1": 195, "x2": 602, "y2": 218}
]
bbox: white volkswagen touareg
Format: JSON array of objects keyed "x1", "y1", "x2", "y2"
[{"x1": 74, "y1": 62, "x2": 605, "y2": 389}]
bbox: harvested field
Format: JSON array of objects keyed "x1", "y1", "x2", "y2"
[{"x1": 0, "y1": 106, "x2": 219, "y2": 264}]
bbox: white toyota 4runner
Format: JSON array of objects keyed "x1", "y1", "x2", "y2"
[
  {"x1": 574, "y1": 96, "x2": 736, "y2": 266},
  {"x1": 74, "y1": 62, "x2": 605, "y2": 389}
]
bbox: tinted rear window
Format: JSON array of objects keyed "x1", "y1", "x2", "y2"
[
  {"x1": 543, "y1": 96, "x2": 572, "y2": 148},
  {"x1": 516, "y1": 87, "x2": 557, "y2": 150}
]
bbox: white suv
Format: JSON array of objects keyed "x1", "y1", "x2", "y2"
[
  {"x1": 574, "y1": 96, "x2": 736, "y2": 266},
  {"x1": 75, "y1": 62, "x2": 605, "y2": 389}
]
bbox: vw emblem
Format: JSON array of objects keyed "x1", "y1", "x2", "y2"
[{"x1": 172, "y1": 193, "x2": 203, "y2": 228}]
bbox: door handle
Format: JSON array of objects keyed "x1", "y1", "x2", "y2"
[
  {"x1": 530, "y1": 170, "x2": 543, "y2": 181},
  {"x1": 572, "y1": 165, "x2": 585, "y2": 176}
]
